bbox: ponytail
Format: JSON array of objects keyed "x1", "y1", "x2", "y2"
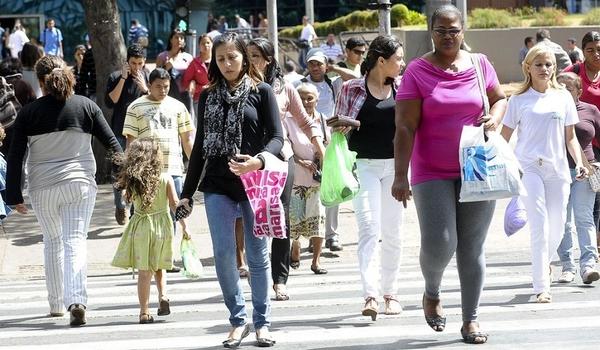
[{"x1": 34, "y1": 55, "x2": 74, "y2": 101}]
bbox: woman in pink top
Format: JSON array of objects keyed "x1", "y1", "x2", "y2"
[
  {"x1": 247, "y1": 38, "x2": 326, "y2": 301},
  {"x1": 182, "y1": 34, "x2": 212, "y2": 127},
  {"x1": 392, "y1": 5, "x2": 506, "y2": 344}
]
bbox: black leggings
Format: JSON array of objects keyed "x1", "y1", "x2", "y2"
[{"x1": 271, "y1": 159, "x2": 294, "y2": 285}]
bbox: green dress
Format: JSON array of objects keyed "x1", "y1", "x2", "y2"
[{"x1": 112, "y1": 174, "x2": 174, "y2": 271}]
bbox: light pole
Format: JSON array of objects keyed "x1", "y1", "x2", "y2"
[
  {"x1": 376, "y1": 0, "x2": 392, "y2": 35},
  {"x1": 305, "y1": 0, "x2": 314, "y2": 24},
  {"x1": 267, "y1": 0, "x2": 279, "y2": 62}
]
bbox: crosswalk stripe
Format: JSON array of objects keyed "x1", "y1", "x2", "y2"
[{"x1": 5, "y1": 316, "x2": 600, "y2": 350}]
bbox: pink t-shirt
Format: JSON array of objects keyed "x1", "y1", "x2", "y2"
[{"x1": 395, "y1": 55, "x2": 499, "y2": 185}]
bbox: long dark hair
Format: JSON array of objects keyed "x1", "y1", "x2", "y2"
[
  {"x1": 207, "y1": 32, "x2": 262, "y2": 90},
  {"x1": 35, "y1": 56, "x2": 74, "y2": 101},
  {"x1": 165, "y1": 29, "x2": 185, "y2": 52},
  {"x1": 20, "y1": 42, "x2": 44, "y2": 69},
  {"x1": 361, "y1": 35, "x2": 403, "y2": 85},
  {"x1": 247, "y1": 37, "x2": 284, "y2": 87}
]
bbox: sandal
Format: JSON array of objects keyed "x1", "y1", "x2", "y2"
[
  {"x1": 273, "y1": 284, "x2": 290, "y2": 301},
  {"x1": 223, "y1": 323, "x2": 250, "y2": 348},
  {"x1": 255, "y1": 326, "x2": 276, "y2": 347},
  {"x1": 157, "y1": 298, "x2": 170, "y2": 316},
  {"x1": 422, "y1": 294, "x2": 446, "y2": 332},
  {"x1": 460, "y1": 325, "x2": 488, "y2": 344},
  {"x1": 310, "y1": 265, "x2": 328, "y2": 274},
  {"x1": 361, "y1": 296, "x2": 378, "y2": 321},
  {"x1": 384, "y1": 296, "x2": 402, "y2": 315},
  {"x1": 290, "y1": 260, "x2": 300, "y2": 269},
  {"x1": 139, "y1": 313, "x2": 154, "y2": 324},
  {"x1": 536, "y1": 292, "x2": 552, "y2": 303}
]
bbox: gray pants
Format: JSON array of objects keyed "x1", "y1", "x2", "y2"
[
  {"x1": 412, "y1": 179, "x2": 495, "y2": 322},
  {"x1": 325, "y1": 205, "x2": 339, "y2": 241}
]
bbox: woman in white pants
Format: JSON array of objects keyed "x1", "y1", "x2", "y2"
[
  {"x1": 335, "y1": 35, "x2": 405, "y2": 320},
  {"x1": 501, "y1": 45, "x2": 587, "y2": 303},
  {"x1": 6, "y1": 56, "x2": 122, "y2": 326}
]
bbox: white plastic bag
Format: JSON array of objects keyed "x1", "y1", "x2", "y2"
[{"x1": 459, "y1": 126, "x2": 524, "y2": 202}]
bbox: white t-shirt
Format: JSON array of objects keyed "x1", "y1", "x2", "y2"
[
  {"x1": 300, "y1": 24, "x2": 316, "y2": 42},
  {"x1": 502, "y1": 87, "x2": 578, "y2": 181},
  {"x1": 8, "y1": 30, "x2": 29, "y2": 58}
]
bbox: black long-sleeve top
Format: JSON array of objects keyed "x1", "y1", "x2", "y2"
[
  {"x1": 181, "y1": 82, "x2": 283, "y2": 202},
  {"x1": 6, "y1": 94, "x2": 122, "y2": 205}
]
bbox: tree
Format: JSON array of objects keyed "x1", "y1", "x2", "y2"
[{"x1": 82, "y1": 0, "x2": 127, "y2": 183}]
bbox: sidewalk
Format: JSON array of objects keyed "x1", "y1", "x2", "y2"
[{"x1": 0, "y1": 184, "x2": 528, "y2": 280}]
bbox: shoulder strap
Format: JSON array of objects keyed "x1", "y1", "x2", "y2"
[
  {"x1": 324, "y1": 76, "x2": 336, "y2": 102},
  {"x1": 471, "y1": 53, "x2": 490, "y2": 115}
]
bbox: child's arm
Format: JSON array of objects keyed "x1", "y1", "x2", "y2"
[{"x1": 166, "y1": 177, "x2": 189, "y2": 233}]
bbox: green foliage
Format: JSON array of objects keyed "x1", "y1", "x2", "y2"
[
  {"x1": 512, "y1": 6, "x2": 536, "y2": 18},
  {"x1": 278, "y1": 4, "x2": 425, "y2": 38},
  {"x1": 469, "y1": 8, "x2": 521, "y2": 29},
  {"x1": 581, "y1": 8, "x2": 600, "y2": 25},
  {"x1": 531, "y1": 7, "x2": 566, "y2": 27}
]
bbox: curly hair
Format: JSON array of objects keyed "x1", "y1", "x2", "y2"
[
  {"x1": 115, "y1": 138, "x2": 163, "y2": 210},
  {"x1": 34, "y1": 56, "x2": 75, "y2": 101}
]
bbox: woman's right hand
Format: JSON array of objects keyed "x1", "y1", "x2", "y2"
[
  {"x1": 391, "y1": 176, "x2": 412, "y2": 209},
  {"x1": 298, "y1": 159, "x2": 318, "y2": 172},
  {"x1": 14, "y1": 203, "x2": 28, "y2": 214}
]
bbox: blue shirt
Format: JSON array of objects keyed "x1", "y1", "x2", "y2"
[{"x1": 40, "y1": 28, "x2": 62, "y2": 55}]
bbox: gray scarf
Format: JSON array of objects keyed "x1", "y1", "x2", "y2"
[{"x1": 203, "y1": 75, "x2": 252, "y2": 157}]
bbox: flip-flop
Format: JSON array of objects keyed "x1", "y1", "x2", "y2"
[
  {"x1": 290, "y1": 260, "x2": 300, "y2": 269},
  {"x1": 139, "y1": 313, "x2": 154, "y2": 324},
  {"x1": 310, "y1": 265, "x2": 328, "y2": 274}
]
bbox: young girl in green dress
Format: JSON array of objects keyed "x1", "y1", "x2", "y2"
[{"x1": 112, "y1": 138, "x2": 187, "y2": 324}]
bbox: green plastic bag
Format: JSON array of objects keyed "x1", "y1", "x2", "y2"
[
  {"x1": 180, "y1": 233, "x2": 203, "y2": 279},
  {"x1": 320, "y1": 131, "x2": 360, "y2": 207}
]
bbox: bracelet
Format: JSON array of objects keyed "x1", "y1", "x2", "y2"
[{"x1": 120, "y1": 76, "x2": 126, "y2": 80}]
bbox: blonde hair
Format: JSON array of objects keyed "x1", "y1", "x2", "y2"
[
  {"x1": 296, "y1": 82, "x2": 319, "y2": 98},
  {"x1": 514, "y1": 44, "x2": 562, "y2": 95},
  {"x1": 115, "y1": 138, "x2": 163, "y2": 210}
]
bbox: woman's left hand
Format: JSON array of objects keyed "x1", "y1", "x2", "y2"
[
  {"x1": 478, "y1": 114, "x2": 498, "y2": 131},
  {"x1": 228, "y1": 154, "x2": 263, "y2": 176}
]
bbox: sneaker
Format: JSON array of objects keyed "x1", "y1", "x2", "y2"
[
  {"x1": 68, "y1": 304, "x2": 86, "y2": 326},
  {"x1": 558, "y1": 270, "x2": 575, "y2": 283},
  {"x1": 115, "y1": 208, "x2": 127, "y2": 226},
  {"x1": 582, "y1": 268, "x2": 600, "y2": 285}
]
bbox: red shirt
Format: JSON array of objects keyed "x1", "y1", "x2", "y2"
[
  {"x1": 182, "y1": 57, "x2": 209, "y2": 102},
  {"x1": 564, "y1": 62, "x2": 600, "y2": 109}
]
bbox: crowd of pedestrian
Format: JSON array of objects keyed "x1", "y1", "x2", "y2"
[{"x1": 1, "y1": 4, "x2": 600, "y2": 349}]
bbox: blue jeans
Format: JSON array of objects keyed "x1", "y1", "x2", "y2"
[
  {"x1": 204, "y1": 192, "x2": 271, "y2": 328},
  {"x1": 113, "y1": 135, "x2": 127, "y2": 209},
  {"x1": 558, "y1": 170, "x2": 599, "y2": 275}
]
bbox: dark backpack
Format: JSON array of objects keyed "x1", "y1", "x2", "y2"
[{"x1": 0, "y1": 76, "x2": 22, "y2": 129}]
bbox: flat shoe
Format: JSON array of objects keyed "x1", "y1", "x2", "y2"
[
  {"x1": 558, "y1": 270, "x2": 575, "y2": 283},
  {"x1": 384, "y1": 296, "x2": 402, "y2": 315},
  {"x1": 68, "y1": 304, "x2": 87, "y2": 327},
  {"x1": 223, "y1": 323, "x2": 250, "y2": 348},
  {"x1": 460, "y1": 326, "x2": 488, "y2": 344},
  {"x1": 536, "y1": 292, "x2": 552, "y2": 303},
  {"x1": 256, "y1": 327, "x2": 276, "y2": 347},
  {"x1": 139, "y1": 313, "x2": 154, "y2": 324},
  {"x1": 310, "y1": 265, "x2": 328, "y2": 274},
  {"x1": 422, "y1": 294, "x2": 445, "y2": 332},
  {"x1": 361, "y1": 297, "x2": 378, "y2": 321},
  {"x1": 273, "y1": 284, "x2": 289, "y2": 301},
  {"x1": 157, "y1": 298, "x2": 170, "y2": 316}
]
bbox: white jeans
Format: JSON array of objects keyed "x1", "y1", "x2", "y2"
[
  {"x1": 30, "y1": 181, "x2": 96, "y2": 313},
  {"x1": 520, "y1": 161, "x2": 570, "y2": 294},
  {"x1": 352, "y1": 159, "x2": 403, "y2": 299}
]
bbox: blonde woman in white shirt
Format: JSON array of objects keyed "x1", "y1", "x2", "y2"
[{"x1": 501, "y1": 44, "x2": 588, "y2": 303}]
